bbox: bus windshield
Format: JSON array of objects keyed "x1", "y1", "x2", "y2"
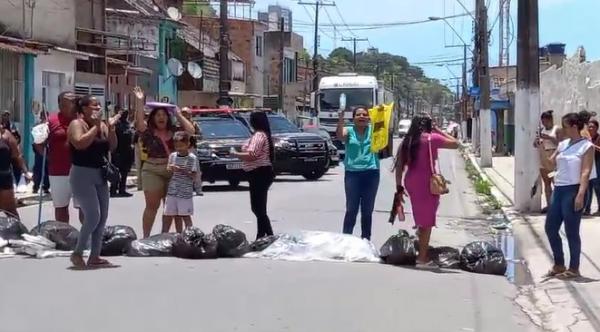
[{"x1": 319, "y1": 88, "x2": 374, "y2": 111}]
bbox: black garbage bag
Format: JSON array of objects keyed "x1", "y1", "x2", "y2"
[
  {"x1": 430, "y1": 246, "x2": 461, "y2": 269},
  {"x1": 126, "y1": 233, "x2": 181, "y2": 257},
  {"x1": 0, "y1": 215, "x2": 28, "y2": 240},
  {"x1": 380, "y1": 230, "x2": 417, "y2": 266},
  {"x1": 249, "y1": 235, "x2": 279, "y2": 252},
  {"x1": 212, "y1": 224, "x2": 250, "y2": 258},
  {"x1": 101, "y1": 225, "x2": 137, "y2": 256},
  {"x1": 30, "y1": 221, "x2": 79, "y2": 251},
  {"x1": 173, "y1": 227, "x2": 218, "y2": 259},
  {"x1": 460, "y1": 241, "x2": 507, "y2": 275}
]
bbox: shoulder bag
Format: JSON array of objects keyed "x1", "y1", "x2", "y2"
[{"x1": 429, "y1": 135, "x2": 449, "y2": 195}]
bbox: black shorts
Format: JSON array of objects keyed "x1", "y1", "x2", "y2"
[{"x1": 0, "y1": 173, "x2": 13, "y2": 190}]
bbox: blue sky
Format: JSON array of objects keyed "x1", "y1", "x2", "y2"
[{"x1": 248, "y1": 0, "x2": 600, "y2": 89}]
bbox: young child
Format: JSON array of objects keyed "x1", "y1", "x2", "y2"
[{"x1": 163, "y1": 131, "x2": 198, "y2": 233}]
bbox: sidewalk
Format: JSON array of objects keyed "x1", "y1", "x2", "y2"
[{"x1": 477, "y1": 155, "x2": 600, "y2": 331}]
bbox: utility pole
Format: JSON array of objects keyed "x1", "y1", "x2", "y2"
[
  {"x1": 514, "y1": 0, "x2": 541, "y2": 212},
  {"x1": 477, "y1": 0, "x2": 493, "y2": 167},
  {"x1": 342, "y1": 37, "x2": 368, "y2": 72},
  {"x1": 462, "y1": 44, "x2": 468, "y2": 140},
  {"x1": 299, "y1": 1, "x2": 335, "y2": 91},
  {"x1": 217, "y1": 0, "x2": 232, "y2": 107},
  {"x1": 279, "y1": 17, "x2": 285, "y2": 113}
]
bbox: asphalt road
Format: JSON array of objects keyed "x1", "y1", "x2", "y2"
[{"x1": 2, "y1": 149, "x2": 539, "y2": 332}]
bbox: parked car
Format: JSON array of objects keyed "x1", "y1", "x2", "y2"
[
  {"x1": 234, "y1": 110, "x2": 330, "y2": 180},
  {"x1": 192, "y1": 109, "x2": 251, "y2": 188},
  {"x1": 303, "y1": 125, "x2": 340, "y2": 168},
  {"x1": 398, "y1": 119, "x2": 412, "y2": 138}
]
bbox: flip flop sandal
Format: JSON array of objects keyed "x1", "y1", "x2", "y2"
[
  {"x1": 69, "y1": 254, "x2": 87, "y2": 271},
  {"x1": 87, "y1": 259, "x2": 119, "y2": 269},
  {"x1": 415, "y1": 261, "x2": 439, "y2": 270},
  {"x1": 542, "y1": 269, "x2": 564, "y2": 278},
  {"x1": 556, "y1": 271, "x2": 580, "y2": 280}
]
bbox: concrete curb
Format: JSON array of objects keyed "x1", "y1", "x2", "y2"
[{"x1": 460, "y1": 150, "x2": 599, "y2": 332}]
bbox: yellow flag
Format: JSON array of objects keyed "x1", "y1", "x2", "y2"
[{"x1": 369, "y1": 103, "x2": 394, "y2": 153}]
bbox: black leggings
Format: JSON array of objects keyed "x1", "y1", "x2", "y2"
[{"x1": 248, "y1": 166, "x2": 274, "y2": 239}]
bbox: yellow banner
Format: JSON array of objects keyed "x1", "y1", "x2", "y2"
[{"x1": 368, "y1": 103, "x2": 394, "y2": 153}]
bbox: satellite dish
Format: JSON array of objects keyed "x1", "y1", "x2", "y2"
[
  {"x1": 167, "y1": 7, "x2": 181, "y2": 21},
  {"x1": 187, "y1": 62, "x2": 203, "y2": 79},
  {"x1": 167, "y1": 58, "x2": 184, "y2": 77}
]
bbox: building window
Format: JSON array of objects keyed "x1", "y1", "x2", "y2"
[
  {"x1": 42, "y1": 71, "x2": 66, "y2": 112},
  {"x1": 165, "y1": 38, "x2": 173, "y2": 63},
  {"x1": 283, "y1": 58, "x2": 296, "y2": 83},
  {"x1": 255, "y1": 36, "x2": 263, "y2": 57}
]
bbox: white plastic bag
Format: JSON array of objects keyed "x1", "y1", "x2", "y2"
[
  {"x1": 31, "y1": 122, "x2": 49, "y2": 144},
  {"x1": 244, "y1": 231, "x2": 381, "y2": 263}
]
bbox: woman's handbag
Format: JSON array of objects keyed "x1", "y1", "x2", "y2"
[
  {"x1": 428, "y1": 135, "x2": 449, "y2": 195},
  {"x1": 101, "y1": 157, "x2": 120, "y2": 184}
]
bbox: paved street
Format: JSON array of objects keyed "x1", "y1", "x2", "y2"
[{"x1": 2, "y1": 149, "x2": 539, "y2": 332}]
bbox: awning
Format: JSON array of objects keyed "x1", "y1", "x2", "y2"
[
  {"x1": 53, "y1": 47, "x2": 101, "y2": 60},
  {"x1": 0, "y1": 42, "x2": 44, "y2": 55}
]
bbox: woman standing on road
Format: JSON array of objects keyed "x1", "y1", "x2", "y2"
[
  {"x1": 543, "y1": 113, "x2": 596, "y2": 279},
  {"x1": 231, "y1": 112, "x2": 275, "y2": 239},
  {"x1": 0, "y1": 121, "x2": 30, "y2": 219},
  {"x1": 336, "y1": 106, "x2": 380, "y2": 240},
  {"x1": 67, "y1": 95, "x2": 119, "y2": 268},
  {"x1": 133, "y1": 87, "x2": 195, "y2": 238},
  {"x1": 394, "y1": 114, "x2": 459, "y2": 269},
  {"x1": 534, "y1": 110, "x2": 562, "y2": 213}
]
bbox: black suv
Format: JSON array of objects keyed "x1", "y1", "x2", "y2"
[
  {"x1": 193, "y1": 112, "x2": 252, "y2": 188},
  {"x1": 235, "y1": 111, "x2": 330, "y2": 180}
]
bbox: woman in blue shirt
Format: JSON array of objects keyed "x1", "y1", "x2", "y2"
[{"x1": 336, "y1": 106, "x2": 379, "y2": 240}]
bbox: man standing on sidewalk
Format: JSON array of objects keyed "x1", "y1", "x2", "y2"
[{"x1": 34, "y1": 92, "x2": 82, "y2": 224}]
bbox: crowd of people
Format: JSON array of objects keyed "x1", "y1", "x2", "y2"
[{"x1": 4, "y1": 85, "x2": 594, "y2": 276}]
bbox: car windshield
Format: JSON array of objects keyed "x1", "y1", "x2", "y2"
[
  {"x1": 319, "y1": 88, "x2": 374, "y2": 111},
  {"x1": 268, "y1": 116, "x2": 301, "y2": 134},
  {"x1": 196, "y1": 118, "x2": 251, "y2": 139}
]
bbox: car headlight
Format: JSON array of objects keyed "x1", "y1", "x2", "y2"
[{"x1": 275, "y1": 139, "x2": 293, "y2": 150}]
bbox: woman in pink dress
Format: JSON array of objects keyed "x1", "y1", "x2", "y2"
[{"x1": 394, "y1": 115, "x2": 459, "y2": 269}]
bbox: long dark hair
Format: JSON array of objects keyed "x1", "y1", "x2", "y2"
[
  {"x1": 396, "y1": 114, "x2": 433, "y2": 168},
  {"x1": 250, "y1": 111, "x2": 274, "y2": 162},
  {"x1": 147, "y1": 107, "x2": 176, "y2": 132}
]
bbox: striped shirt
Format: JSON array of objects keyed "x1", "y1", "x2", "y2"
[
  {"x1": 242, "y1": 131, "x2": 272, "y2": 171},
  {"x1": 167, "y1": 152, "x2": 198, "y2": 199}
]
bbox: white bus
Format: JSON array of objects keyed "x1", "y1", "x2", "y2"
[{"x1": 311, "y1": 73, "x2": 395, "y2": 156}]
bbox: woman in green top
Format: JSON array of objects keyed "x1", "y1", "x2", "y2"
[{"x1": 336, "y1": 106, "x2": 380, "y2": 240}]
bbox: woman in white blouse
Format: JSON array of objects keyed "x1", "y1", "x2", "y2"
[{"x1": 543, "y1": 112, "x2": 595, "y2": 279}]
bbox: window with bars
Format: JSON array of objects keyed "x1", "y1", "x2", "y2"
[{"x1": 42, "y1": 71, "x2": 66, "y2": 112}]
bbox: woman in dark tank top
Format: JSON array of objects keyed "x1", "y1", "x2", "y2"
[{"x1": 67, "y1": 95, "x2": 119, "y2": 269}]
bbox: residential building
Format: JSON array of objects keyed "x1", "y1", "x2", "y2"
[
  {"x1": 175, "y1": 22, "x2": 245, "y2": 107},
  {"x1": 258, "y1": 5, "x2": 293, "y2": 32}
]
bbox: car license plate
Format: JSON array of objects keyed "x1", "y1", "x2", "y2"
[
  {"x1": 304, "y1": 157, "x2": 319, "y2": 162},
  {"x1": 226, "y1": 163, "x2": 243, "y2": 170}
]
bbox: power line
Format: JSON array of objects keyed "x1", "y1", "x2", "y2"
[
  {"x1": 293, "y1": 12, "x2": 471, "y2": 29},
  {"x1": 333, "y1": 3, "x2": 358, "y2": 38}
]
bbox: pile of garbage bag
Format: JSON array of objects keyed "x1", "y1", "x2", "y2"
[
  {"x1": 0, "y1": 215, "x2": 28, "y2": 240},
  {"x1": 430, "y1": 246, "x2": 461, "y2": 269},
  {"x1": 212, "y1": 224, "x2": 250, "y2": 258},
  {"x1": 127, "y1": 233, "x2": 181, "y2": 257},
  {"x1": 244, "y1": 231, "x2": 381, "y2": 263},
  {"x1": 380, "y1": 230, "x2": 417, "y2": 266},
  {"x1": 460, "y1": 241, "x2": 507, "y2": 275},
  {"x1": 173, "y1": 227, "x2": 218, "y2": 259},
  {"x1": 30, "y1": 221, "x2": 79, "y2": 251},
  {"x1": 102, "y1": 225, "x2": 137, "y2": 256}
]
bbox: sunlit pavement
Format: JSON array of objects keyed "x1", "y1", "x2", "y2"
[{"x1": 3, "y1": 150, "x2": 539, "y2": 332}]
